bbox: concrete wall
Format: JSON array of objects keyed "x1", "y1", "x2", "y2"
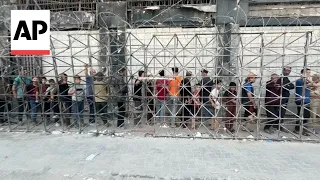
[{"x1": 42, "y1": 30, "x2": 100, "y2": 83}]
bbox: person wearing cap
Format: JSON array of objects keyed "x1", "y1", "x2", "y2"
[
  {"x1": 133, "y1": 70, "x2": 146, "y2": 125},
  {"x1": 209, "y1": 79, "x2": 222, "y2": 130},
  {"x1": 264, "y1": 73, "x2": 281, "y2": 134},
  {"x1": 240, "y1": 72, "x2": 257, "y2": 132},
  {"x1": 68, "y1": 75, "x2": 85, "y2": 128},
  {"x1": 199, "y1": 69, "x2": 214, "y2": 120},
  {"x1": 12, "y1": 69, "x2": 32, "y2": 123},
  {"x1": 25, "y1": 77, "x2": 40, "y2": 125},
  {"x1": 168, "y1": 67, "x2": 182, "y2": 128},
  {"x1": 294, "y1": 68, "x2": 312, "y2": 136},
  {"x1": 156, "y1": 70, "x2": 169, "y2": 124},
  {"x1": 223, "y1": 82, "x2": 238, "y2": 133},
  {"x1": 180, "y1": 71, "x2": 193, "y2": 128},
  {"x1": 276, "y1": 66, "x2": 294, "y2": 131}
]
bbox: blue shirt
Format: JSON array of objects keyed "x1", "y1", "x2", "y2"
[
  {"x1": 241, "y1": 82, "x2": 254, "y2": 104},
  {"x1": 295, "y1": 79, "x2": 310, "y2": 105}
]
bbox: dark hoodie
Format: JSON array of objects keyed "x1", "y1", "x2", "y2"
[{"x1": 265, "y1": 80, "x2": 281, "y2": 105}]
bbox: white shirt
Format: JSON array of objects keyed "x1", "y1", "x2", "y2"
[{"x1": 210, "y1": 88, "x2": 221, "y2": 110}]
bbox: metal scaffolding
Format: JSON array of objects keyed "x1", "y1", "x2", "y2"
[{"x1": 0, "y1": 1, "x2": 320, "y2": 142}]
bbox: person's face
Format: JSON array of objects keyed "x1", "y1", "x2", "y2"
[
  {"x1": 202, "y1": 72, "x2": 207, "y2": 77},
  {"x1": 141, "y1": 73, "x2": 146, "y2": 77},
  {"x1": 306, "y1": 70, "x2": 311, "y2": 77},
  {"x1": 195, "y1": 86, "x2": 201, "y2": 91},
  {"x1": 271, "y1": 75, "x2": 279, "y2": 82},
  {"x1": 216, "y1": 83, "x2": 222, "y2": 90},
  {"x1": 119, "y1": 71, "x2": 124, "y2": 76},
  {"x1": 283, "y1": 68, "x2": 291, "y2": 76},
  {"x1": 250, "y1": 77, "x2": 256, "y2": 83},
  {"x1": 75, "y1": 78, "x2": 81, "y2": 84},
  {"x1": 42, "y1": 79, "x2": 47, "y2": 84},
  {"x1": 50, "y1": 82, "x2": 55, "y2": 86},
  {"x1": 230, "y1": 87, "x2": 236, "y2": 92}
]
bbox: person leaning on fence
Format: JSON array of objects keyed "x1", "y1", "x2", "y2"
[
  {"x1": 12, "y1": 69, "x2": 32, "y2": 124},
  {"x1": 155, "y1": 70, "x2": 169, "y2": 124},
  {"x1": 294, "y1": 68, "x2": 312, "y2": 136},
  {"x1": 133, "y1": 70, "x2": 145, "y2": 126},
  {"x1": 168, "y1": 67, "x2": 182, "y2": 128},
  {"x1": 310, "y1": 74, "x2": 320, "y2": 131},
  {"x1": 264, "y1": 73, "x2": 281, "y2": 134},
  {"x1": 209, "y1": 79, "x2": 222, "y2": 131},
  {"x1": 25, "y1": 77, "x2": 40, "y2": 125},
  {"x1": 180, "y1": 71, "x2": 193, "y2": 128},
  {"x1": 241, "y1": 72, "x2": 258, "y2": 132},
  {"x1": 68, "y1": 75, "x2": 85, "y2": 128},
  {"x1": 222, "y1": 82, "x2": 237, "y2": 133}
]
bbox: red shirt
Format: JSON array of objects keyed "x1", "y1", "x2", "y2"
[
  {"x1": 26, "y1": 84, "x2": 39, "y2": 100},
  {"x1": 156, "y1": 79, "x2": 169, "y2": 100}
]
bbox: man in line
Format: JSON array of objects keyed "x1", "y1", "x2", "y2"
[
  {"x1": 277, "y1": 66, "x2": 294, "y2": 131},
  {"x1": 264, "y1": 73, "x2": 281, "y2": 134},
  {"x1": 84, "y1": 64, "x2": 96, "y2": 124},
  {"x1": 209, "y1": 80, "x2": 222, "y2": 130},
  {"x1": 180, "y1": 71, "x2": 192, "y2": 128},
  {"x1": 115, "y1": 68, "x2": 128, "y2": 127},
  {"x1": 68, "y1": 75, "x2": 85, "y2": 128},
  {"x1": 58, "y1": 73, "x2": 71, "y2": 127},
  {"x1": 168, "y1": 67, "x2": 182, "y2": 128},
  {"x1": 199, "y1": 69, "x2": 214, "y2": 125},
  {"x1": 155, "y1": 70, "x2": 169, "y2": 124},
  {"x1": 240, "y1": 72, "x2": 257, "y2": 132},
  {"x1": 12, "y1": 69, "x2": 32, "y2": 124},
  {"x1": 133, "y1": 70, "x2": 145, "y2": 126},
  {"x1": 294, "y1": 68, "x2": 312, "y2": 136},
  {"x1": 84, "y1": 64, "x2": 110, "y2": 126}
]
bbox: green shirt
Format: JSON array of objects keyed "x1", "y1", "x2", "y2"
[{"x1": 13, "y1": 76, "x2": 32, "y2": 99}]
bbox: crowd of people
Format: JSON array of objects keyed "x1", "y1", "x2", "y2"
[{"x1": 0, "y1": 65, "x2": 319, "y2": 136}]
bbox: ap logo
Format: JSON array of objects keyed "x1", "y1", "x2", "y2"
[{"x1": 11, "y1": 10, "x2": 50, "y2": 55}]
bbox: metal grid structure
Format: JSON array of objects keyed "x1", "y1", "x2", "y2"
[{"x1": 0, "y1": 1, "x2": 320, "y2": 142}]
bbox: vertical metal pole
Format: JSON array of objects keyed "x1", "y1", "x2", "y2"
[
  {"x1": 68, "y1": 34, "x2": 79, "y2": 132},
  {"x1": 256, "y1": 33, "x2": 264, "y2": 139},
  {"x1": 278, "y1": 32, "x2": 286, "y2": 138},
  {"x1": 300, "y1": 32, "x2": 310, "y2": 139},
  {"x1": 87, "y1": 33, "x2": 98, "y2": 132}
]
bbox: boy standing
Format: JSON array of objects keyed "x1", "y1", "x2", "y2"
[
  {"x1": 209, "y1": 80, "x2": 222, "y2": 130},
  {"x1": 68, "y1": 75, "x2": 85, "y2": 128},
  {"x1": 156, "y1": 70, "x2": 169, "y2": 124}
]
